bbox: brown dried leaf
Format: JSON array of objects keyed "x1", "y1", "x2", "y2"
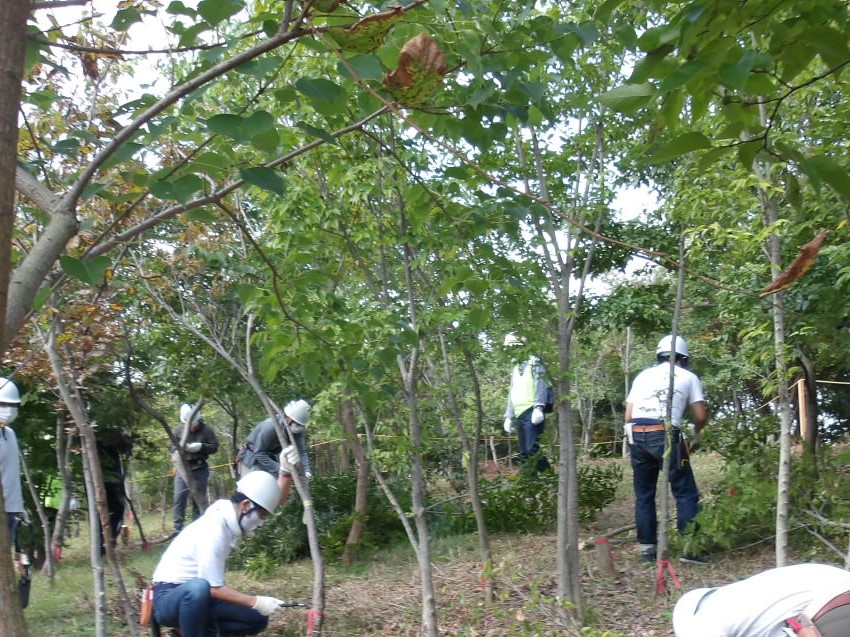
[
  {"x1": 760, "y1": 229, "x2": 829, "y2": 296},
  {"x1": 81, "y1": 54, "x2": 100, "y2": 80},
  {"x1": 384, "y1": 32, "x2": 447, "y2": 90}
]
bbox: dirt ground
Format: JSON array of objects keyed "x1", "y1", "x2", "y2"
[{"x1": 254, "y1": 454, "x2": 782, "y2": 637}]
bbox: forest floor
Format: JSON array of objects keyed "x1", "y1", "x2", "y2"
[{"x1": 25, "y1": 452, "x2": 793, "y2": 636}]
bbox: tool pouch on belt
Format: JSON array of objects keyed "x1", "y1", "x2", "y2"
[{"x1": 140, "y1": 585, "x2": 154, "y2": 626}]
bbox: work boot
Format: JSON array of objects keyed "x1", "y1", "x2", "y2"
[{"x1": 679, "y1": 553, "x2": 709, "y2": 565}]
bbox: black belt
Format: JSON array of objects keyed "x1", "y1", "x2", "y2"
[{"x1": 152, "y1": 582, "x2": 179, "y2": 593}]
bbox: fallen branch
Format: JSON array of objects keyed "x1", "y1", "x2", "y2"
[{"x1": 581, "y1": 524, "x2": 635, "y2": 550}]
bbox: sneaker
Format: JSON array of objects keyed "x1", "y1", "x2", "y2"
[
  {"x1": 640, "y1": 550, "x2": 657, "y2": 563},
  {"x1": 679, "y1": 553, "x2": 709, "y2": 565}
]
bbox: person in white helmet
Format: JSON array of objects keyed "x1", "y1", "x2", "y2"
[
  {"x1": 236, "y1": 400, "x2": 311, "y2": 505},
  {"x1": 0, "y1": 377, "x2": 25, "y2": 572},
  {"x1": 172, "y1": 403, "x2": 219, "y2": 534},
  {"x1": 502, "y1": 333, "x2": 552, "y2": 472},
  {"x1": 625, "y1": 334, "x2": 708, "y2": 564},
  {"x1": 673, "y1": 563, "x2": 850, "y2": 637},
  {"x1": 151, "y1": 471, "x2": 293, "y2": 637}
]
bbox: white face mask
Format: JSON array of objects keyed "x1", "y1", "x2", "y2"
[
  {"x1": 239, "y1": 507, "x2": 266, "y2": 538},
  {"x1": 0, "y1": 406, "x2": 18, "y2": 425}
]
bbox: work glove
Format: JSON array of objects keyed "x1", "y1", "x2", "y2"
[
  {"x1": 685, "y1": 424, "x2": 703, "y2": 451},
  {"x1": 623, "y1": 423, "x2": 634, "y2": 446},
  {"x1": 503, "y1": 417, "x2": 514, "y2": 434},
  {"x1": 531, "y1": 406, "x2": 544, "y2": 425},
  {"x1": 252, "y1": 595, "x2": 285, "y2": 616},
  {"x1": 184, "y1": 442, "x2": 202, "y2": 453},
  {"x1": 304, "y1": 470, "x2": 313, "y2": 481},
  {"x1": 279, "y1": 445, "x2": 300, "y2": 476}
]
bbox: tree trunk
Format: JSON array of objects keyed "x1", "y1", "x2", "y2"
[
  {"x1": 339, "y1": 397, "x2": 370, "y2": 566},
  {"x1": 0, "y1": 2, "x2": 30, "y2": 635}
]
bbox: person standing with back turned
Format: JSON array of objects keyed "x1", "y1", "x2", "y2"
[
  {"x1": 625, "y1": 334, "x2": 708, "y2": 564},
  {"x1": 502, "y1": 333, "x2": 551, "y2": 472},
  {"x1": 172, "y1": 403, "x2": 219, "y2": 534}
]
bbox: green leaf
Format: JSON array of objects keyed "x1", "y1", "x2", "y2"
[
  {"x1": 239, "y1": 167, "x2": 286, "y2": 196},
  {"x1": 31, "y1": 286, "x2": 51, "y2": 312},
  {"x1": 295, "y1": 78, "x2": 344, "y2": 102},
  {"x1": 235, "y1": 56, "x2": 283, "y2": 78},
  {"x1": 52, "y1": 138, "x2": 80, "y2": 156},
  {"x1": 658, "y1": 60, "x2": 708, "y2": 92},
  {"x1": 296, "y1": 121, "x2": 338, "y2": 145},
  {"x1": 593, "y1": 0, "x2": 626, "y2": 22},
  {"x1": 697, "y1": 146, "x2": 732, "y2": 172},
  {"x1": 295, "y1": 78, "x2": 348, "y2": 116},
  {"x1": 197, "y1": 0, "x2": 244, "y2": 25},
  {"x1": 59, "y1": 255, "x2": 111, "y2": 285},
  {"x1": 111, "y1": 7, "x2": 144, "y2": 31},
  {"x1": 646, "y1": 132, "x2": 712, "y2": 163},
  {"x1": 166, "y1": 1, "x2": 197, "y2": 17},
  {"x1": 808, "y1": 157, "x2": 850, "y2": 202},
  {"x1": 337, "y1": 54, "x2": 384, "y2": 81},
  {"x1": 598, "y1": 83, "x2": 655, "y2": 113}
]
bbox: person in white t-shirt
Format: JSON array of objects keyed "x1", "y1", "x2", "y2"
[
  {"x1": 150, "y1": 468, "x2": 297, "y2": 637},
  {"x1": 673, "y1": 563, "x2": 850, "y2": 637},
  {"x1": 625, "y1": 334, "x2": 708, "y2": 563}
]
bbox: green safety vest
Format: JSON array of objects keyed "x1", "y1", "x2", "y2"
[{"x1": 510, "y1": 361, "x2": 537, "y2": 416}]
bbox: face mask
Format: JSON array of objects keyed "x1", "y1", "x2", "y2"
[
  {"x1": 288, "y1": 422, "x2": 305, "y2": 435},
  {"x1": 239, "y1": 506, "x2": 266, "y2": 538},
  {"x1": 0, "y1": 406, "x2": 18, "y2": 425}
]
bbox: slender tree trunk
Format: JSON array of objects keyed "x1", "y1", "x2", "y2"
[
  {"x1": 339, "y1": 397, "x2": 370, "y2": 566},
  {"x1": 44, "y1": 326, "x2": 140, "y2": 637}
]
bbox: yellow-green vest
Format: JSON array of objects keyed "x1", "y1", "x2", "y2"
[{"x1": 510, "y1": 361, "x2": 537, "y2": 415}]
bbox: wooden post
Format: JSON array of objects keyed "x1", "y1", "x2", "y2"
[
  {"x1": 797, "y1": 378, "x2": 809, "y2": 441},
  {"x1": 594, "y1": 538, "x2": 616, "y2": 577}
]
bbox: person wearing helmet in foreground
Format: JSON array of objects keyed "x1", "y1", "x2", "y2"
[
  {"x1": 237, "y1": 399, "x2": 313, "y2": 493},
  {"x1": 151, "y1": 470, "x2": 294, "y2": 637},
  {"x1": 0, "y1": 378, "x2": 25, "y2": 573},
  {"x1": 625, "y1": 334, "x2": 708, "y2": 564},
  {"x1": 502, "y1": 333, "x2": 552, "y2": 472},
  {"x1": 171, "y1": 403, "x2": 219, "y2": 534},
  {"x1": 673, "y1": 562, "x2": 850, "y2": 637}
]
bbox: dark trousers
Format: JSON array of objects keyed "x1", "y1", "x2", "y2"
[
  {"x1": 173, "y1": 466, "x2": 210, "y2": 532},
  {"x1": 516, "y1": 408, "x2": 550, "y2": 472},
  {"x1": 629, "y1": 428, "x2": 700, "y2": 546},
  {"x1": 100, "y1": 481, "x2": 125, "y2": 554},
  {"x1": 154, "y1": 578, "x2": 268, "y2": 637}
]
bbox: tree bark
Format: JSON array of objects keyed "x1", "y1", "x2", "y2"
[
  {"x1": 0, "y1": 3, "x2": 30, "y2": 635},
  {"x1": 339, "y1": 396, "x2": 370, "y2": 566}
]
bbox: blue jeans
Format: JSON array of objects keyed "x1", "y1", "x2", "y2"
[
  {"x1": 629, "y1": 428, "x2": 700, "y2": 547},
  {"x1": 153, "y1": 579, "x2": 268, "y2": 637},
  {"x1": 516, "y1": 408, "x2": 550, "y2": 472},
  {"x1": 173, "y1": 466, "x2": 210, "y2": 531}
]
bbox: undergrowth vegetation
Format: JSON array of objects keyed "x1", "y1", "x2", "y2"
[{"x1": 234, "y1": 461, "x2": 623, "y2": 575}]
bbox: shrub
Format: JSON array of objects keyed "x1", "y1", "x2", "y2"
[
  {"x1": 445, "y1": 461, "x2": 622, "y2": 535},
  {"x1": 232, "y1": 472, "x2": 411, "y2": 574}
]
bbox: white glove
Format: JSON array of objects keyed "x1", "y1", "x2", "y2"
[
  {"x1": 304, "y1": 470, "x2": 313, "y2": 481},
  {"x1": 184, "y1": 442, "x2": 202, "y2": 453},
  {"x1": 503, "y1": 417, "x2": 514, "y2": 433},
  {"x1": 685, "y1": 424, "x2": 703, "y2": 448},
  {"x1": 623, "y1": 422, "x2": 634, "y2": 445},
  {"x1": 531, "y1": 406, "x2": 544, "y2": 425},
  {"x1": 252, "y1": 595, "x2": 285, "y2": 616},
  {"x1": 279, "y1": 445, "x2": 300, "y2": 475}
]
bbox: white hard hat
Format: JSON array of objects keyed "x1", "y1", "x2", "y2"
[
  {"x1": 672, "y1": 588, "x2": 714, "y2": 637},
  {"x1": 180, "y1": 403, "x2": 200, "y2": 426},
  {"x1": 656, "y1": 334, "x2": 689, "y2": 359},
  {"x1": 503, "y1": 333, "x2": 524, "y2": 347},
  {"x1": 283, "y1": 399, "x2": 310, "y2": 427},
  {"x1": 235, "y1": 471, "x2": 280, "y2": 513},
  {"x1": 0, "y1": 378, "x2": 21, "y2": 404}
]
